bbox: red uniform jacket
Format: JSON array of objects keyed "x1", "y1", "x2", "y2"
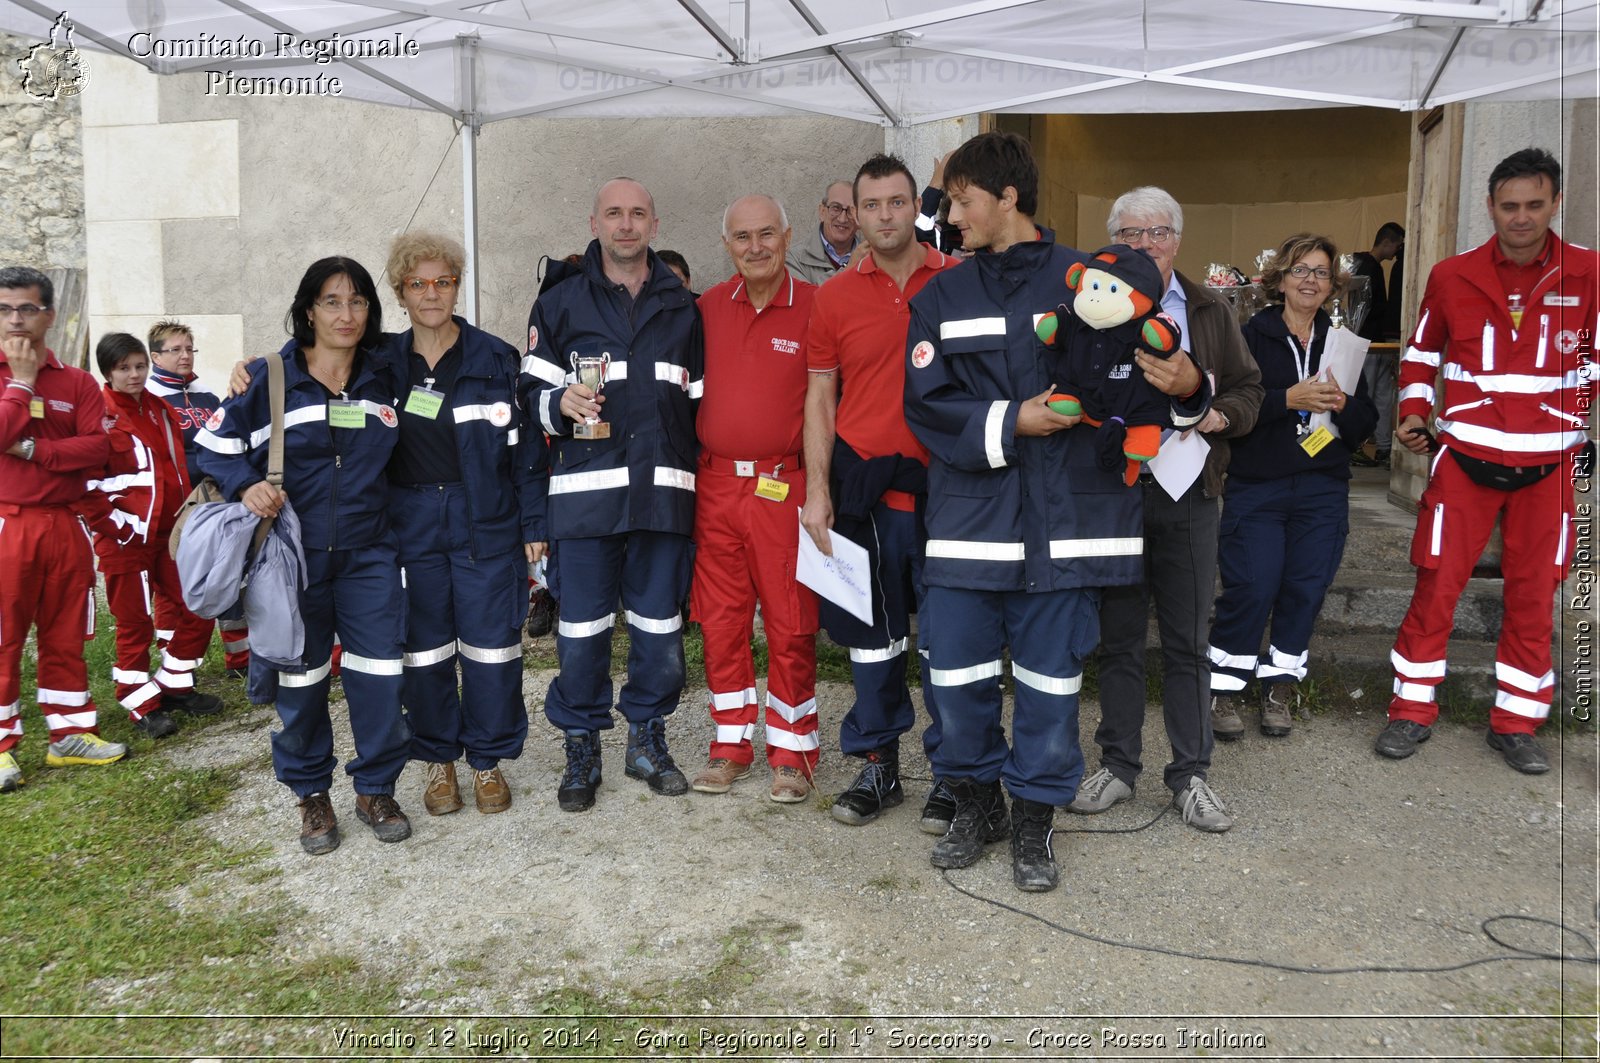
[
  {"x1": 0, "y1": 350, "x2": 109, "y2": 506},
  {"x1": 80, "y1": 386, "x2": 191, "y2": 573},
  {"x1": 1398, "y1": 231, "x2": 1597, "y2": 466}
]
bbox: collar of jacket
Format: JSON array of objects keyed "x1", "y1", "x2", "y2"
[
  {"x1": 1251, "y1": 303, "x2": 1331, "y2": 339},
  {"x1": 577, "y1": 239, "x2": 689, "y2": 301},
  {"x1": 391, "y1": 317, "x2": 500, "y2": 383},
  {"x1": 276, "y1": 338, "x2": 390, "y2": 395},
  {"x1": 969, "y1": 225, "x2": 1057, "y2": 273},
  {"x1": 1459, "y1": 228, "x2": 1590, "y2": 307}
]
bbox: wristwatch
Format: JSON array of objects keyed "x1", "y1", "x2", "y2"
[{"x1": 17, "y1": 438, "x2": 35, "y2": 461}]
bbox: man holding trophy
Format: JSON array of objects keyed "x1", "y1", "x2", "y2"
[{"x1": 521, "y1": 177, "x2": 704, "y2": 812}]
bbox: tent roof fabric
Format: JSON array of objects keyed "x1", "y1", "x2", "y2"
[{"x1": 6, "y1": 0, "x2": 1596, "y2": 124}]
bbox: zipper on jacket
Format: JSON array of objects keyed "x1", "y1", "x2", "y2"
[{"x1": 328, "y1": 423, "x2": 342, "y2": 552}]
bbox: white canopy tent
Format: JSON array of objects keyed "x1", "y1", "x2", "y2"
[{"x1": 5, "y1": 0, "x2": 1594, "y2": 315}]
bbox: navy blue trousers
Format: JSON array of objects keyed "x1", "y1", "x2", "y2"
[
  {"x1": 393, "y1": 484, "x2": 529, "y2": 770},
  {"x1": 1208, "y1": 473, "x2": 1349, "y2": 693},
  {"x1": 273, "y1": 537, "x2": 411, "y2": 797},
  {"x1": 926, "y1": 585, "x2": 1099, "y2": 806},
  {"x1": 544, "y1": 530, "x2": 692, "y2": 733},
  {"x1": 826, "y1": 504, "x2": 943, "y2": 759}
]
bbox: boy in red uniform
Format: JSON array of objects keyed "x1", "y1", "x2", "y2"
[{"x1": 82, "y1": 334, "x2": 224, "y2": 739}]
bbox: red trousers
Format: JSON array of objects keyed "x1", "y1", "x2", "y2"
[
  {"x1": 690, "y1": 463, "x2": 819, "y2": 771},
  {"x1": 154, "y1": 603, "x2": 248, "y2": 671},
  {"x1": 0, "y1": 505, "x2": 99, "y2": 752},
  {"x1": 1389, "y1": 449, "x2": 1576, "y2": 734},
  {"x1": 104, "y1": 545, "x2": 212, "y2": 720}
]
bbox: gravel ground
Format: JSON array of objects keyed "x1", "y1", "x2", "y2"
[{"x1": 162, "y1": 663, "x2": 1600, "y2": 1060}]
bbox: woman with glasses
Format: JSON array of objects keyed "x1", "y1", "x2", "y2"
[
  {"x1": 1207, "y1": 233, "x2": 1377, "y2": 740},
  {"x1": 196, "y1": 256, "x2": 413, "y2": 855},
  {"x1": 382, "y1": 231, "x2": 540, "y2": 820}
]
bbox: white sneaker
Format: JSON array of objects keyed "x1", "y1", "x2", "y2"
[{"x1": 1173, "y1": 776, "x2": 1233, "y2": 832}]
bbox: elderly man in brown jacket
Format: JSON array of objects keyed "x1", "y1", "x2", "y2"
[{"x1": 1067, "y1": 186, "x2": 1263, "y2": 833}]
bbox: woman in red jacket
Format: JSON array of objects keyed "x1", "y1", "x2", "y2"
[{"x1": 83, "y1": 333, "x2": 223, "y2": 738}]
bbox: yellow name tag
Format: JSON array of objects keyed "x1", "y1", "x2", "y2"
[
  {"x1": 754, "y1": 475, "x2": 790, "y2": 502},
  {"x1": 1300, "y1": 425, "x2": 1335, "y2": 456},
  {"x1": 328, "y1": 400, "x2": 366, "y2": 428},
  {"x1": 30, "y1": 397, "x2": 44, "y2": 419},
  {"x1": 404, "y1": 387, "x2": 444, "y2": 420}
]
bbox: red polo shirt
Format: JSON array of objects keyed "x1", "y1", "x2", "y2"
[
  {"x1": 696, "y1": 271, "x2": 816, "y2": 461},
  {"x1": 0, "y1": 349, "x2": 110, "y2": 506},
  {"x1": 805, "y1": 243, "x2": 958, "y2": 478}
]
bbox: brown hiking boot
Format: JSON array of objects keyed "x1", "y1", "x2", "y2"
[
  {"x1": 1210, "y1": 695, "x2": 1245, "y2": 742},
  {"x1": 1260, "y1": 682, "x2": 1298, "y2": 737},
  {"x1": 354, "y1": 793, "x2": 413, "y2": 842},
  {"x1": 297, "y1": 792, "x2": 340, "y2": 856},
  {"x1": 473, "y1": 767, "x2": 512, "y2": 814},
  {"x1": 422, "y1": 761, "x2": 464, "y2": 816},
  {"x1": 691, "y1": 757, "x2": 751, "y2": 794},
  {"x1": 769, "y1": 765, "x2": 812, "y2": 804}
]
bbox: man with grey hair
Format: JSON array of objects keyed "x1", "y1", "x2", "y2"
[
  {"x1": 787, "y1": 179, "x2": 858, "y2": 285},
  {"x1": 688, "y1": 194, "x2": 823, "y2": 803},
  {"x1": 1066, "y1": 186, "x2": 1263, "y2": 833}
]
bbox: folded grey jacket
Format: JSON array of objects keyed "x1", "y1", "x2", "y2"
[{"x1": 175, "y1": 499, "x2": 307, "y2": 664}]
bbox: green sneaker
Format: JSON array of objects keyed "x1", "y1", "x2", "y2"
[
  {"x1": 0, "y1": 751, "x2": 22, "y2": 792},
  {"x1": 46, "y1": 733, "x2": 128, "y2": 767}
]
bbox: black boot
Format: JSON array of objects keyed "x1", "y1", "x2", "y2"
[
  {"x1": 165, "y1": 690, "x2": 224, "y2": 716},
  {"x1": 929, "y1": 779, "x2": 1010, "y2": 869},
  {"x1": 557, "y1": 730, "x2": 602, "y2": 812},
  {"x1": 624, "y1": 717, "x2": 688, "y2": 796},
  {"x1": 830, "y1": 745, "x2": 903, "y2": 825},
  {"x1": 1010, "y1": 796, "x2": 1059, "y2": 892},
  {"x1": 919, "y1": 777, "x2": 956, "y2": 835}
]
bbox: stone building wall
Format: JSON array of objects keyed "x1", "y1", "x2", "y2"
[{"x1": 1, "y1": 31, "x2": 86, "y2": 269}]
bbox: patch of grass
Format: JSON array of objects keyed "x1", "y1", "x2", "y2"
[{"x1": 1470, "y1": 984, "x2": 1599, "y2": 1059}]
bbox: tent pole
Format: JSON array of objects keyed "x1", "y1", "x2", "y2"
[{"x1": 459, "y1": 35, "x2": 482, "y2": 325}]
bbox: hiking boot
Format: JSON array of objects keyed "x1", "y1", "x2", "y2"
[
  {"x1": 769, "y1": 765, "x2": 812, "y2": 803},
  {"x1": 422, "y1": 761, "x2": 464, "y2": 815},
  {"x1": 624, "y1": 717, "x2": 687, "y2": 796},
  {"x1": 831, "y1": 746, "x2": 903, "y2": 825},
  {"x1": 0, "y1": 751, "x2": 22, "y2": 792},
  {"x1": 297, "y1": 792, "x2": 340, "y2": 855},
  {"x1": 1374, "y1": 719, "x2": 1432, "y2": 759},
  {"x1": 1068, "y1": 767, "x2": 1133, "y2": 814},
  {"x1": 691, "y1": 757, "x2": 751, "y2": 794},
  {"x1": 46, "y1": 733, "x2": 128, "y2": 767},
  {"x1": 930, "y1": 779, "x2": 1010, "y2": 870},
  {"x1": 525, "y1": 588, "x2": 557, "y2": 638},
  {"x1": 1010, "y1": 797, "x2": 1059, "y2": 892},
  {"x1": 1172, "y1": 776, "x2": 1233, "y2": 832},
  {"x1": 473, "y1": 767, "x2": 512, "y2": 813},
  {"x1": 135, "y1": 710, "x2": 179, "y2": 739},
  {"x1": 558, "y1": 730, "x2": 602, "y2": 812},
  {"x1": 1260, "y1": 682, "x2": 1297, "y2": 737},
  {"x1": 1210, "y1": 694, "x2": 1245, "y2": 742},
  {"x1": 1486, "y1": 730, "x2": 1550, "y2": 775},
  {"x1": 354, "y1": 793, "x2": 412, "y2": 842},
  {"x1": 919, "y1": 777, "x2": 956, "y2": 835},
  {"x1": 165, "y1": 690, "x2": 224, "y2": 716}
]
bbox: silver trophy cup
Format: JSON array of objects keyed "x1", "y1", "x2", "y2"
[{"x1": 573, "y1": 352, "x2": 611, "y2": 439}]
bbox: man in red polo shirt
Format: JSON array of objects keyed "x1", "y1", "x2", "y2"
[
  {"x1": 800, "y1": 153, "x2": 961, "y2": 830},
  {"x1": 0, "y1": 265, "x2": 124, "y2": 793},
  {"x1": 689, "y1": 194, "x2": 821, "y2": 803},
  {"x1": 1376, "y1": 147, "x2": 1597, "y2": 774}
]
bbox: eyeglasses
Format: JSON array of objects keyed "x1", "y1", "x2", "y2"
[
  {"x1": 403, "y1": 276, "x2": 458, "y2": 294},
  {"x1": 0, "y1": 304, "x2": 47, "y2": 318},
  {"x1": 1287, "y1": 265, "x2": 1332, "y2": 280},
  {"x1": 1114, "y1": 226, "x2": 1176, "y2": 244},
  {"x1": 823, "y1": 202, "x2": 853, "y2": 218},
  {"x1": 314, "y1": 296, "x2": 370, "y2": 313},
  {"x1": 156, "y1": 345, "x2": 198, "y2": 356}
]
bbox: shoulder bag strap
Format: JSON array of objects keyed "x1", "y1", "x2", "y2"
[{"x1": 250, "y1": 351, "x2": 287, "y2": 556}]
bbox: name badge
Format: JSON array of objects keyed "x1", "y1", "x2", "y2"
[
  {"x1": 1300, "y1": 425, "x2": 1335, "y2": 457},
  {"x1": 328, "y1": 400, "x2": 367, "y2": 429},
  {"x1": 29, "y1": 397, "x2": 44, "y2": 419},
  {"x1": 1545, "y1": 294, "x2": 1579, "y2": 307},
  {"x1": 404, "y1": 386, "x2": 444, "y2": 420},
  {"x1": 754, "y1": 475, "x2": 790, "y2": 502}
]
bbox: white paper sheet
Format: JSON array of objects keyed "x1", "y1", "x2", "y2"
[
  {"x1": 795, "y1": 514, "x2": 873, "y2": 625},
  {"x1": 1147, "y1": 427, "x2": 1211, "y2": 501},
  {"x1": 1310, "y1": 327, "x2": 1370, "y2": 439}
]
